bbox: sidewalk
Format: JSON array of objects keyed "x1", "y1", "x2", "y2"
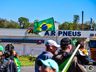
[
  {"x1": 21, "y1": 66, "x2": 34, "y2": 72},
  {"x1": 21, "y1": 65, "x2": 96, "y2": 72}
]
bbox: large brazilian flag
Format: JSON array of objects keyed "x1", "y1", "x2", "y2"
[{"x1": 33, "y1": 17, "x2": 55, "y2": 32}]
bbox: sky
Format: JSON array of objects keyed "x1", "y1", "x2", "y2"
[{"x1": 0, "y1": 0, "x2": 96, "y2": 23}]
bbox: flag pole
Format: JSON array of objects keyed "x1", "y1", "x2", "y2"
[{"x1": 61, "y1": 44, "x2": 80, "y2": 72}]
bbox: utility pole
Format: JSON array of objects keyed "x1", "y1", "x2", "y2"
[
  {"x1": 90, "y1": 18, "x2": 93, "y2": 30},
  {"x1": 82, "y1": 11, "x2": 84, "y2": 30}
]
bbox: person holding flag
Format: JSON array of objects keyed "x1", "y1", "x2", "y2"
[{"x1": 53, "y1": 37, "x2": 87, "y2": 72}]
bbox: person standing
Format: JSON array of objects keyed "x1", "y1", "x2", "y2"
[
  {"x1": 39, "y1": 59, "x2": 59, "y2": 72},
  {"x1": 0, "y1": 45, "x2": 4, "y2": 72},
  {"x1": 53, "y1": 37, "x2": 87, "y2": 72},
  {"x1": 13, "y1": 51, "x2": 21, "y2": 72},
  {"x1": 76, "y1": 40, "x2": 95, "y2": 65},
  {"x1": 35, "y1": 40, "x2": 60, "y2": 72},
  {"x1": 4, "y1": 44, "x2": 18, "y2": 72}
]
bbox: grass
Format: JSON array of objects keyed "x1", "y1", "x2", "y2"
[{"x1": 18, "y1": 55, "x2": 36, "y2": 66}]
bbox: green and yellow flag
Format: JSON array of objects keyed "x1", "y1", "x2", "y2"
[
  {"x1": 59, "y1": 44, "x2": 80, "y2": 72},
  {"x1": 34, "y1": 17, "x2": 55, "y2": 32}
]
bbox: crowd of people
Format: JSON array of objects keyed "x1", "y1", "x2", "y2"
[
  {"x1": 35, "y1": 37, "x2": 95, "y2": 72},
  {"x1": 0, "y1": 44, "x2": 21, "y2": 72},
  {"x1": 0, "y1": 37, "x2": 95, "y2": 72}
]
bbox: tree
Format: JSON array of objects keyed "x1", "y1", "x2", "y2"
[
  {"x1": 73, "y1": 15, "x2": 79, "y2": 23},
  {"x1": 84, "y1": 21, "x2": 90, "y2": 30},
  {"x1": 0, "y1": 18, "x2": 6, "y2": 28},
  {"x1": 59, "y1": 22, "x2": 68, "y2": 30},
  {"x1": 18, "y1": 17, "x2": 30, "y2": 29},
  {"x1": 59, "y1": 22, "x2": 74, "y2": 30},
  {"x1": 73, "y1": 15, "x2": 80, "y2": 30},
  {"x1": 0, "y1": 18, "x2": 19, "y2": 28},
  {"x1": 68, "y1": 22, "x2": 74, "y2": 30},
  {"x1": 5, "y1": 20, "x2": 19, "y2": 28}
]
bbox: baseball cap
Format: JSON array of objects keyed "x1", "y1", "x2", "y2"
[
  {"x1": 0, "y1": 45, "x2": 4, "y2": 51},
  {"x1": 60, "y1": 38, "x2": 71, "y2": 46},
  {"x1": 45, "y1": 40, "x2": 60, "y2": 48},
  {"x1": 40, "y1": 59, "x2": 59, "y2": 72}
]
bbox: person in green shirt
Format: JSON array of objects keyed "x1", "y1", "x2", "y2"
[{"x1": 13, "y1": 51, "x2": 21, "y2": 72}]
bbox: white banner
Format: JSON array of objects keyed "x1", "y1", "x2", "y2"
[{"x1": 39, "y1": 30, "x2": 96, "y2": 38}]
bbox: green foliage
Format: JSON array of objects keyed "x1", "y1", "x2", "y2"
[
  {"x1": 59, "y1": 22, "x2": 74, "y2": 30},
  {"x1": 0, "y1": 16, "x2": 96, "y2": 31},
  {"x1": 59, "y1": 14, "x2": 96, "y2": 30},
  {"x1": 18, "y1": 17, "x2": 31, "y2": 28},
  {"x1": 0, "y1": 18, "x2": 19, "y2": 28},
  {"x1": 5, "y1": 20, "x2": 19, "y2": 28},
  {"x1": 19, "y1": 55, "x2": 36, "y2": 66},
  {"x1": 73, "y1": 15, "x2": 79, "y2": 24},
  {"x1": 0, "y1": 17, "x2": 32, "y2": 29},
  {"x1": 59, "y1": 22, "x2": 68, "y2": 30},
  {"x1": 58, "y1": 19, "x2": 96, "y2": 30},
  {"x1": 73, "y1": 15, "x2": 80, "y2": 30},
  {"x1": 0, "y1": 18, "x2": 6, "y2": 28}
]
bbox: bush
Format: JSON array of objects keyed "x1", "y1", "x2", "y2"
[{"x1": 19, "y1": 55, "x2": 36, "y2": 66}]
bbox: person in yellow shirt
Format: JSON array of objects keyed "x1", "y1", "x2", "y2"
[
  {"x1": 76, "y1": 40, "x2": 95, "y2": 65},
  {"x1": 78, "y1": 46, "x2": 88, "y2": 56}
]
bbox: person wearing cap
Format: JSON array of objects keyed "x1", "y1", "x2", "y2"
[
  {"x1": 53, "y1": 38, "x2": 73, "y2": 65},
  {"x1": 0, "y1": 45, "x2": 4, "y2": 63},
  {"x1": 39, "y1": 59, "x2": 59, "y2": 72},
  {"x1": 35, "y1": 40, "x2": 60, "y2": 72},
  {"x1": 0, "y1": 45, "x2": 6, "y2": 72},
  {"x1": 53, "y1": 37, "x2": 87, "y2": 72}
]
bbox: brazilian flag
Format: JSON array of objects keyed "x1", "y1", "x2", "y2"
[
  {"x1": 60, "y1": 44, "x2": 80, "y2": 72},
  {"x1": 34, "y1": 17, "x2": 55, "y2": 32}
]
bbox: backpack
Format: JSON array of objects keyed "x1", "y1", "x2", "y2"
[
  {"x1": 0, "y1": 62, "x2": 8, "y2": 72},
  {"x1": 3, "y1": 58, "x2": 17, "y2": 72}
]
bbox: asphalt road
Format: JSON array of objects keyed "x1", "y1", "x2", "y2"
[
  {"x1": 21, "y1": 65, "x2": 96, "y2": 72},
  {"x1": 21, "y1": 66, "x2": 34, "y2": 72}
]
